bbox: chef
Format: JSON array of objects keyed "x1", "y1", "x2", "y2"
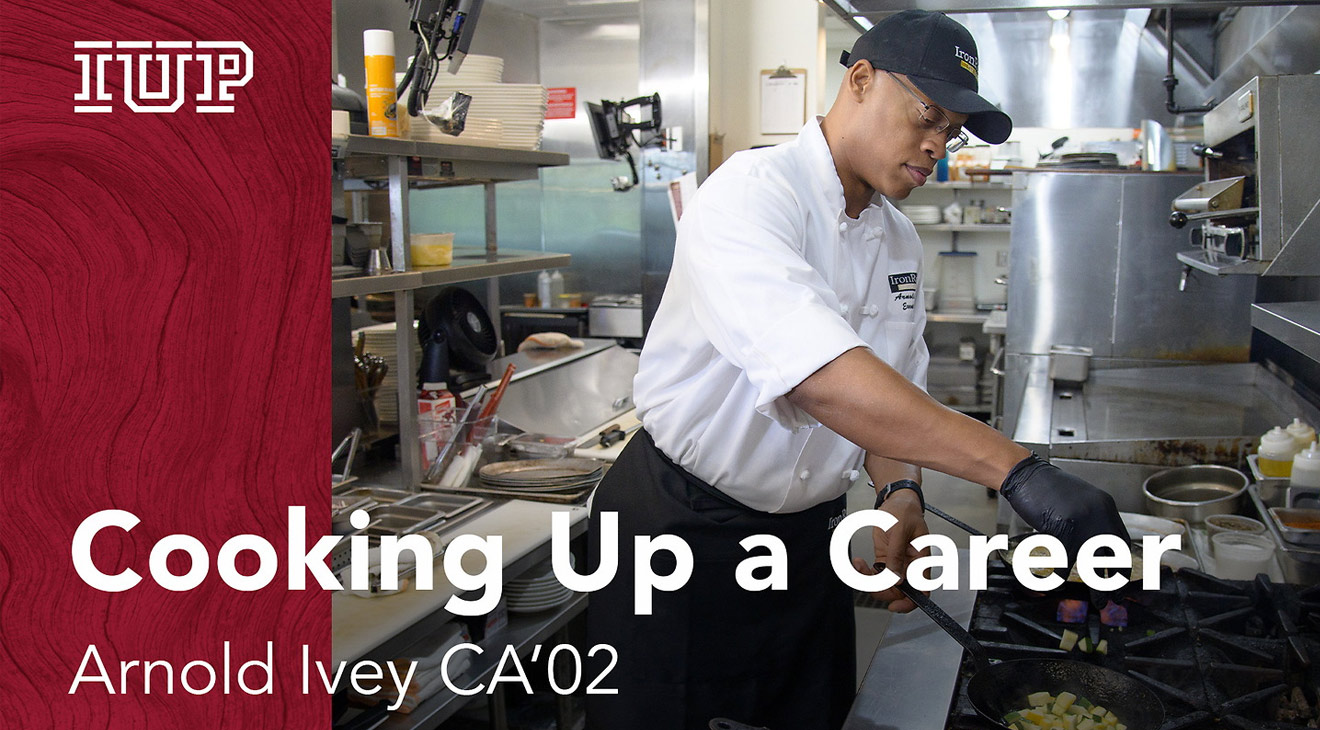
[{"x1": 585, "y1": 10, "x2": 1129, "y2": 729}]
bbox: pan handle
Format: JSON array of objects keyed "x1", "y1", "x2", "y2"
[
  {"x1": 875, "y1": 562, "x2": 991, "y2": 672},
  {"x1": 925, "y1": 503, "x2": 986, "y2": 537},
  {"x1": 708, "y1": 720, "x2": 768, "y2": 730}
]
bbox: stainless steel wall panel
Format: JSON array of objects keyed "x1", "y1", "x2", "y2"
[
  {"x1": 1007, "y1": 172, "x2": 1122, "y2": 357},
  {"x1": 639, "y1": 0, "x2": 708, "y2": 333},
  {"x1": 1205, "y1": 5, "x2": 1320, "y2": 104},
  {"x1": 1110, "y1": 174, "x2": 1256, "y2": 361},
  {"x1": 1007, "y1": 171, "x2": 1254, "y2": 362}
]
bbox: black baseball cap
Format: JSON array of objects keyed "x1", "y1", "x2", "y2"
[{"x1": 840, "y1": 10, "x2": 1012, "y2": 144}]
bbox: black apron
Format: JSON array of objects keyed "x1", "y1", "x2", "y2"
[{"x1": 585, "y1": 429, "x2": 855, "y2": 730}]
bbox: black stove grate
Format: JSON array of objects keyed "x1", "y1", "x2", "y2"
[{"x1": 945, "y1": 565, "x2": 1320, "y2": 730}]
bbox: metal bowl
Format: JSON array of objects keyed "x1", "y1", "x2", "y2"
[{"x1": 1143, "y1": 465, "x2": 1248, "y2": 524}]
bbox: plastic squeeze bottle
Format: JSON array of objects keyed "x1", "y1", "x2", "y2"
[
  {"x1": 1293, "y1": 441, "x2": 1320, "y2": 488},
  {"x1": 1258, "y1": 426, "x2": 1300, "y2": 478},
  {"x1": 1285, "y1": 418, "x2": 1316, "y2": 451}
]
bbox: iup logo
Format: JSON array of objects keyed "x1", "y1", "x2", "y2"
[{"x1": 74, "y1": 41, "x2": 253, "y2": 114}]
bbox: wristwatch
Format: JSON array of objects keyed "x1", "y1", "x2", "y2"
[{"x1": 873, "y1": 479, "x2": 925, "y2": 512}]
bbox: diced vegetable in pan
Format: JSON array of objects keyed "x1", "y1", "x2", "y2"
[{"x1": 1004, "y1": 692, "x2": 1126, "y2": 730}]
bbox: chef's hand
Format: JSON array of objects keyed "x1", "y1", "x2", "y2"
[
  {"x1": 851, "y1": 489, "x2": 930, "y2": 613},
  {"x1": 1000, "y1": 454, "x2": 1131, "y2": 575}
]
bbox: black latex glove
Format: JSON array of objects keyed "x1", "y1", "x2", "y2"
[{"x1": 1000, "y1": 454, "x2": 1131, "y2": 572}]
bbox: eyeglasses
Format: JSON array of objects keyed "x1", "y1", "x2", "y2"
[{"x1": 885, "y1": 71, "x2": 970, "y2": 154}]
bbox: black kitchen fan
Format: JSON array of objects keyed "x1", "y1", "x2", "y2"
[{"x1": 418, "y1": 287, "x2": 498, "y2": 390}]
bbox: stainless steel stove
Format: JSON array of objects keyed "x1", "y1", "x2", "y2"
[{"x1": 946, "y1": 564, "x2": 1320, "y2": 729}]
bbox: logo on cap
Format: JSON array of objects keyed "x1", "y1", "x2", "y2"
[{"x1": 954, "y1": 46, "x2": 978, "y2": 78}]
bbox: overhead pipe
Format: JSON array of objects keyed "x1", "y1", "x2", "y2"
[{"x1": 1163, "y1": 9, "x2": 1215, "y2": 115}]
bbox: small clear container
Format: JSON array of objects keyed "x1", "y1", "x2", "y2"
[
  {"x1": 1210, "y1": 532, "x2": 1275, "y2": 580},
  {"x1": 937, "y1": 251, "x2": 977, "y2": 313}
]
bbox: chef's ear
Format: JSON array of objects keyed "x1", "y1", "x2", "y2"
[{"x1": 846, "y1": 60, "x2": 877, "y2": 101}]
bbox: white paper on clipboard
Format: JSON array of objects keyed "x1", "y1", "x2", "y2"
[{"x1": 760, "y1": 68, "x2": 806, "y2": 135}]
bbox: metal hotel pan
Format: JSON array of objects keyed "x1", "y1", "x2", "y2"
[{"x1": 883, "y1": 568, "x2": 1165, "y2": 730}]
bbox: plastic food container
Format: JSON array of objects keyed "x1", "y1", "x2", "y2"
[
  {"x1": 411, "y1": 232, "x2": 455, "y2": 267},
  {"x1": 1210, "y1": 532, "x2": 1276, "y2": 579},
  {"x1": 1205, "y1": 514, "x2": 1267, "y2": 541}
]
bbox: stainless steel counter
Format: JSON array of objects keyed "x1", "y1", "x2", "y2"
[
  {"x1": 1002, "y1": 359, "x2": 1320, "y2": 524},
  {"x1": 1014, "y1": 362, "x2": 1312, "y2": 451},
  {"x1": 845, "y1": 552, "x2": 976, "y2": 730}
]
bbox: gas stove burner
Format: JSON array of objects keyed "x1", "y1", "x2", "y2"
[{"x1": 946, "y1": 564, "x2": 1320, "y2": 729}]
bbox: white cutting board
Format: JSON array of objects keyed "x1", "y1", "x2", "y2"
[{"x1": 572, "y1": 409, "x2": 641, "y2": 463}]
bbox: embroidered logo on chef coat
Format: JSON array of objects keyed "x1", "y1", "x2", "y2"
[
  {"x1": 888, "y1": 272, "x2": 919, "y2": 311},
  {"x1": 888, "y1": 272, "x2": 918, "y2": 293}
]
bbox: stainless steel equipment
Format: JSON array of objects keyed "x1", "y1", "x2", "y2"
[
  {"x1": 1006, "y1": 170, "x2": 1255, "y2": 375},
  {"x1": 1170, "y1": 74, "x2": 1320, "y2": 277},
  {"x1": 1142, "y1": 464, "x2": 1248, "y2": 523},
  {"x1": 588, "y1": 293, "x2": 643, "y2": 339},
  {"x1": 481, "y1": 340, "x2": 639, "y2": 439},
  {"x1": 1007, "y1": 361, "x2": 1319, "y2": 519}
]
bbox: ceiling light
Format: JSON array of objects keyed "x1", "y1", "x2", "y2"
[
  {"x1": 1047, "y1": 8, "x2": 1070, "y2": 20},
  {"x1": 854, "y1": 15, "x2": 874, "y2": 30}
]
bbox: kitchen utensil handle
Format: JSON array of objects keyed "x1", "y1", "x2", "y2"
[
  {"x1": 875, "y1": 562, "x2": 991, "y2": 671},
  {"x1": 478, "y1": 363, "x2": 517, "y2": 420},
  {"x1": 925, "y1": 503, "x2": 986, "y2": 537},
  {"x1": 709, "y1": 720, "x2": 769, "y2": 730}
]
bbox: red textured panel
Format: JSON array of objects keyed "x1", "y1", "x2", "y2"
[{"x1": 0, "y1": 1, "x2": 331, "y2": 727}]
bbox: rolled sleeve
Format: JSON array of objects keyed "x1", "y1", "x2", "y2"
[
  {"x1": 678, "y1": 167, "x2": 869, "y2": 430},
  {"x1": 748, "y1": 304, "x2": 870, "y2": 429}
]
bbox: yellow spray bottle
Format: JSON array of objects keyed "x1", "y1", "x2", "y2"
[{"x1": 363, "y1": 29, "x2": 398, "y2": 137}]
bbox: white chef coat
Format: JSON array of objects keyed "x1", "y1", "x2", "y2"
[{"x1": 633, "y1": 116, "x2": 930, "y2": 514}]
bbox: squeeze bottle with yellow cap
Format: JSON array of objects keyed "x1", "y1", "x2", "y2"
[
  {"x1": 1286, "y1": 418, "x2": 1316, "y2": 451},
  {"x1": 1258, "y1": 426, "x2": 1300, "y2": 478},
  {"x1": 363, "y1": 30, "x2": 398, "y2": 137}
]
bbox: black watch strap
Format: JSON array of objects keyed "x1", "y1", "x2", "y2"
[{"x1": 874, "y1": 479, "x2": 925, "y2": 511}]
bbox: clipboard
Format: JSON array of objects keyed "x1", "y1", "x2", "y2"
[{"x1": 760, "y1": 66, "x2": 806, "y2": 135}]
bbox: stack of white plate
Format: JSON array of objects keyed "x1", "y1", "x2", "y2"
[
  {"x1": 353, "y1": 322, "x2": 422, "y2": 425},
  {"x1": 505, "y1": 559, "x2": 575, "y2": 614},
  {"x1": 901, "y1": 205, "x2": 942, "y2": 225},
  {"x1": 445, "y1": 54, "x2": 504, "y2": 83},
  {"x1": 410, "y1": 117, "x2": 504, "y2": 146},
  {"x1": 425, "y1": 82, "x2": 547, "y2": 150}
]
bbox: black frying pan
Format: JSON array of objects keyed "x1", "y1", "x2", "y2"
[{"x1": 876, "y1": 562, "x2": 1165, "y2": 730}]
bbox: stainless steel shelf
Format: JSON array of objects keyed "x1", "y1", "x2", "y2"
[
  {"x1": 927, "y1": 311, "x2": 990, "y2": 324},
  {"x1": 1253, "y1": 302, "x2": 1320, "y2": 363},
  {"x1": 374, "y1": 592, "x2": 588, "y2": 730},
  {"x1": 332, "y1": 249, "x2": 572, "y2": 298},
  {"x1": 343, "y1": 134, "x2": 570, "y2": 167},
  {"x1": 923, "y1": 181, "x2": 1011, "y2": 189},
  {"x1": 914, "y1": 223, "x2": 1011, "y2": 232}
]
